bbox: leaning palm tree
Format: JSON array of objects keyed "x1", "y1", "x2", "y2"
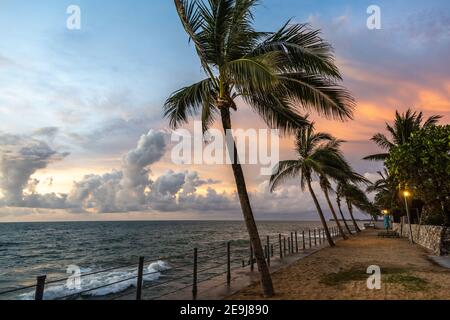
[
  {"x1": 336, "y1": 191, "x2": 352, "y2": 234},
  {"x1": 319, "y1": 175, "x2": 348, "y2": 240},
  {"x1": 166, "y1": 0, "x2": 354, "y2": 297},
  {"x1": 364, "y1": 109, "x2": 441, "y2": 161},
  {"x1": 337, "y1": 182, "x2": 371, "y2": 232},
  {"x1": 270, "y1": 124, "x2": 353, "y2": 246}
]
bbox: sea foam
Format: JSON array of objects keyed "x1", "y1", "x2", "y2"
[{"x1": 19, "y1": 260, "x2": 171, "y2": 300}]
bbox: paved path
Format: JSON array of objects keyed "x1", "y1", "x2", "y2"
[{"x1": 229, "y1": 229, "x2": 450, "y2": 300}]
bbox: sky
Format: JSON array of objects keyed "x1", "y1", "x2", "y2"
[{"x1": 0, "y1": 0, "x2": 449, "y2": 222}]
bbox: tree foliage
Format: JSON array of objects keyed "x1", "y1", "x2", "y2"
[{"x1": 386, "y1": 125, "x2": 450, "y2": 225}]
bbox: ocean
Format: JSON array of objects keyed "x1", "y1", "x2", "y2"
[{"x1": 0, "y1": 220, "x2": 329, "y2": 300}]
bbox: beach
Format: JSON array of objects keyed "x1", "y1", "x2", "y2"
[{"x1": 229, "y1": 229, "x2": 450, "y2": 300}]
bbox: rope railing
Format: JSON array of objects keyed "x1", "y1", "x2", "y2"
[{"x1": 0, "y1": 224, "x2": 351, "y2": 300}]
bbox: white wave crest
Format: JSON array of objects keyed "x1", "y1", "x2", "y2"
[{"x1": 19, "y1": 260, "x2": 171, "y2": 300}]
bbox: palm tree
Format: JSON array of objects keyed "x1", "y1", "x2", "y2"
[
  {"x1": 336, "y1": 191, "x2": 352, "y2": 234},
  {"x1": 337, "y1": 182, "x2": 371, "y2": 232},
  {"x1": 166, "y1": 0, "x2": 354, "y2": 296},
  {"x1": 319, "y1": 175, "x2": 348, "y2": 240},
  {"x1": 270, "y1": 124, "x2": 354, "y2": 246},
  {"x1": 366, "y1": 169, "x2": 399, "y2": 210},
  {"x1": 364, "y1": 109, "x2": 441, "y2": 161}
]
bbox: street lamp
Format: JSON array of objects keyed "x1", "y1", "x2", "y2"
[{"x1": 403, "y1": 190, "x2": 414, "y2": 244}]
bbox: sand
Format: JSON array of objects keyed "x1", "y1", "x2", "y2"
[{"x1": 229, "y1": 229, "x2": 450, "y2": 300}]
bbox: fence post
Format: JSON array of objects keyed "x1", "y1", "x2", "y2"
[
  {"x1": 295, "y1": 232, "x2": 298, "y2": 253},
  {"x1": 250, "y1": 244, "x2": 254, "y2": 271},
  {"x1": 309, "y1": 230, "x2": 312, "y2": 248},
  {"x1": 319, "y1": 229, "x2": 322, "y2": 245},
  {"x1": 266, "y1": 236, "x2": 270, "y2": 266},
  {"x1": 283, "y1": 237, "x2": 286, "y2": 256},
  {"x1": 287, "y1": 237, "x2": 290, "y2": 254},
  {"x1": 271, "y1": 244, "x2": 274, "y2": 257},
  {"x1": 290, "y1": 233, "x2": 294, "y2": 253},
  {"x1": 193, "y1": 248, "x2": 198, "y2": 299},
  {"x1": 302, "y1": 231, "x2": 306, "y2": 250},
  {"x1": 35, "y1": 275, "x2": 46, "y2": 301},
  {"x1": 314, "y1": 229, "x2": 317, "y2": 247},
  {"x1": 227, "y1": 242, "x2": 231, "y2": 286},
  {"x1": 279, "y1": 234, "x2": 283, "y2": 259},
  {"x1": 136, "y1": 256, "x2": 145, "y2": 300}
]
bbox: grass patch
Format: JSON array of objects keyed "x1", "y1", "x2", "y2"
[
  {"x1": 320, "y1": 268, "x2": 367, "y2": 287},
  {"x1": 384, "y1": 274, "x2": 429, "y2": 291},
  {"x1": 320, "y1": 267, "x2": 429, "y2": 291}
]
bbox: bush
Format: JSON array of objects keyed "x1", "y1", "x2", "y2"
[{"x1": 386, "y1": 125, "x2": 450, "y2": 225}]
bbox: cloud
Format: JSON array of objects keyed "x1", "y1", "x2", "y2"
[
  {"x1": 67, "y1": 130, "x2": 167, "y2": 213},
  {"x1": 0, "y1": 133, "x2": 68, "y2": 206},
  {"x1": 33, "y1": 127, "x2": 60, "y2": 140}
]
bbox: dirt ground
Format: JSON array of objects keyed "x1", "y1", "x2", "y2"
[{"x1": 229, "y1": 229, "x2": 450, "y2": 300}]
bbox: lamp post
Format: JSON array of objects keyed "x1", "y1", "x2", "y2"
[{"x1": 403, "y1": 191, "x2": 414, "y2": 244}]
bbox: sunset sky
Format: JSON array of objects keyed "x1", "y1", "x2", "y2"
[{"x1": 0, "y1": 0, "x2": 449, "y2": 222}]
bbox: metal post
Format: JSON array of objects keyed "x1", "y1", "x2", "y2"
[
  {"x1": 302, "y1": 231, "x2": 306, "y2": 250},
  {"x1": 279, "y1": 234, "x2": 283, "y2": 259},
  {"x1": 193, "y1": 248, "x2": 198, "y2": 299},
  {"x1": 314, "y1": 229, "x2": 317, "y2": 246},
  {"x1": 35, "y1": 275, "x2": 46, "y2": 301},
  {"x1": 309, "y1": 230, "x2": 312, "y2": 248},
  {"x1": 266, "y1": 236, "x2": 270, "y2": 266},
  {"x1": 295, "y1": 232, "x2": 298, "y2": 253},
  {"x1": 290, "y1": 233, "x2": 294, "y2": 253},
  {"x1": 136, "y1": 256, "x2": 145, "y2": 300},
  {"x1": 404, "y1": 196, "x2": 414, "y2": 244},
  {"x1": 227, "y1": 242, "x2": 231, "y2": 285}
]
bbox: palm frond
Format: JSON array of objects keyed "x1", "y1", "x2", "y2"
[
  {"x1": 362, "y1": 153, "x2": 389, "y2": 161},
  {"x1": 269, "y1": 160, "x2": 302, "y2": 192},
  {"x1": 277, "y1": 73, "x2": 355, "y2": 120},
  {"x1": 370, "y1": 133, "x2": 394, "y2": 151},
  {"x1": 253, "y1": 22, "x2": 342, "y2": 79},
  {"x1": 227, "y1": 52, "x2": 281, "y2": 92},
  {"x1": 174, "y1": 0, "x2": 217, "y2": 82},
  {"x1": 242, "y1": 92, "x2": 310, "y2": 134},
  {"x1": 423, "y1": 114, "x2": 442, "y2": 127},
  {"x1": 164, "y1": 78, "x2": 216, "y2": 129}
]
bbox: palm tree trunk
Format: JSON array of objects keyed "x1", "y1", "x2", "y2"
[
  {"x1": 336, "y1": 198, "x2": 352, "y2": 234},
  {"x1": 306, "y1": 179, "x2": 335, "y2": 247},
  {"x1": 346, "y1": 201, "x2": 361, "y2": 233},
  {"x1": 220, "y1": 108, "x2": 274, "y2": 297},
  {"x1": 322, "y1": 189, "x2": 348, "y2": 240}
]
